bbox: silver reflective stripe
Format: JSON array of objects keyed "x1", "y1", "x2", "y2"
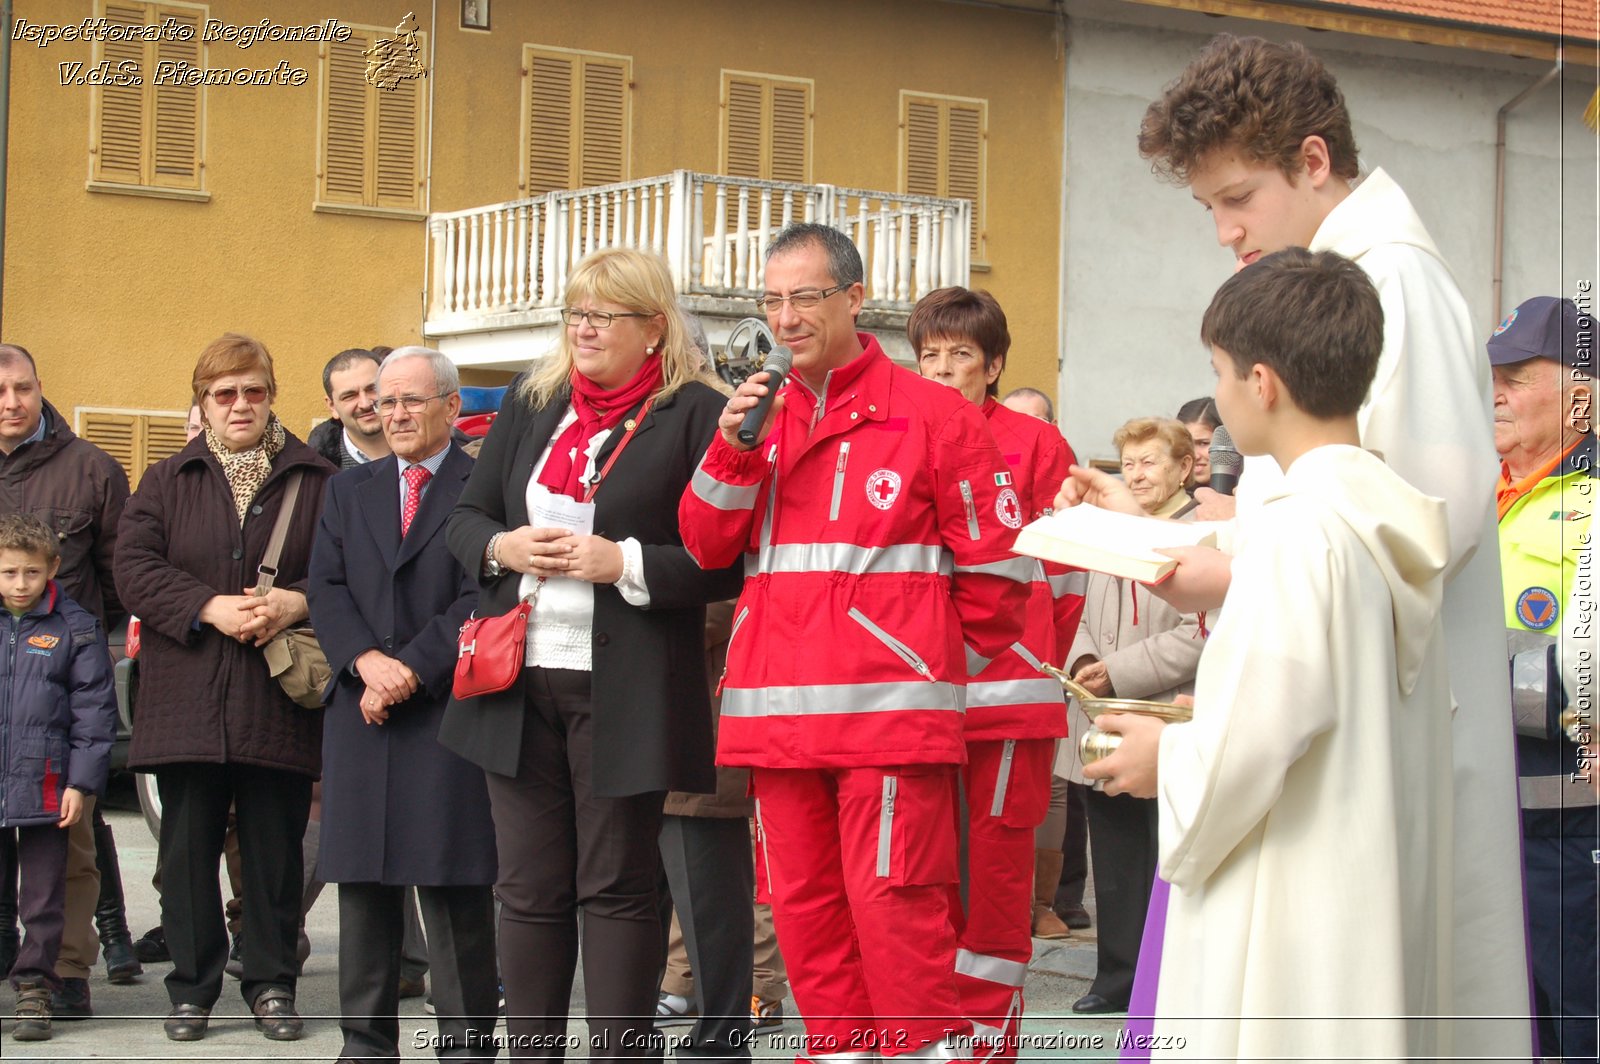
[
  {"x1": 753, "y1": 542, "x2": 949, "y2": 577},
  {"x1": 829, "y1": 441, "x2": 851, "y2": 521},
  {"x1": 690, "y1": 467, "x2": 760, "y2": 511},
  {"x1": 965, "y1": 677, "x2": 1065, "y2": 708},
  {"x1": 1049, "y1": 571, "x2": 1088, "y2": 597},
  {"x1": 965, "y1": 645, "x2": 991, "y2": 676},
  {"x1": 1008, "y1": 640, "x2": 1043, "y2": 673},
  {"x1": 959, "y1": 480, "x2": 981, "y2": 540},
  {"x1": 848, "y1": 608, "x2": 934, "y2": 679},
  {"x1": 989, "y1": 740, "x2": 1016, "y2": 817},
  {"x1": 877, "y1": 775, "x2": 897, "y2": 877},
  {"x1": 1512, "y1": 646, "x2": 1557, "y2": 739},
  {"x1": 721, "y1": 681, "x2": 964, "y2": 717},
  {"x1": 954, "y1": 948, "x2": 1028, "y2": 988},
  {"x1": 753, "y1": 797, "x2": 773, "y2": 893},
  {"x1": 954, "y1": 556, "x2": 1037, "y2": 583},
  {"x1": 1519, "y1": 773, "x2": 1600, "y2": 810}
]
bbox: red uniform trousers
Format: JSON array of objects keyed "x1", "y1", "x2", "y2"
[
  {"x1": 952, "y1": 739, "x2": 1054, "y2": 1063},
  {"x1": 753, "y1": 765, "x2": 971, "y2": 1064}
]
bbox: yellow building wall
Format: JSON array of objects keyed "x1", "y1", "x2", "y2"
[{"x1": 7, "y1": 0, "x2": 1064, "y2": 436}]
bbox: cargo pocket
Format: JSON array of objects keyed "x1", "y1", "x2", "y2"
[
  {"x1": 986, "y1": 738, "x2": 1052, "y2": 828},
  {"x1": 17, "y1": 736, "x2": 69, "y2": 817},
  {"x1": 876, "y1": 768, "x2": 958, "y2": 887}
]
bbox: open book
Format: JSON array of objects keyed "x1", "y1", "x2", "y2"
[{"x1": 1012, "y1": 504, "x2": 1217, "y2": 583}]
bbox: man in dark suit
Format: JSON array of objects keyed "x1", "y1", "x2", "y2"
[{"x1": 308, "y1": 347, "x2": 499, "y2": 1063}]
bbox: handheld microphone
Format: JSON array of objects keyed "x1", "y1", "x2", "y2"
[
  {"x1": 737, "y1": 346, "x2": 792, "y2": 446},
  {"x1": 1207, "y1": 425, "x2": 1242, "y2": 496}
]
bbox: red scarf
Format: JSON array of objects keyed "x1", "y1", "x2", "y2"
[{"x1": 537, "y1": 355, "x2": 663, "y2": 500}]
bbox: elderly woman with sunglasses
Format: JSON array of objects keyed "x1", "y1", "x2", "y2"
[
  {"x1": 441, "y1": 247, "x2": 742, "y2": 1060},
  {"x1": 115, "y1": 333, "x2": 334, "y2": 1044}
]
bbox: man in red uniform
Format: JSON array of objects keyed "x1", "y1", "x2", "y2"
[
  {"x1": 680, "y1": 224, "x2": 1029, "y2": 1063},
  {"x1": 911, "y1": 289, "x2": 1081, "y2": 1061}
]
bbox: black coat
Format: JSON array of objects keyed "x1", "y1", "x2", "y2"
[
  {"x1": 439, "y1": 381, "x2": 744, "y2": 796},
  {"x1": 307, "y1": 444, "x2": 496, "y2": 885},
  {"x1": 116, "y1": 432, "x2": 333, "y2": 777}
]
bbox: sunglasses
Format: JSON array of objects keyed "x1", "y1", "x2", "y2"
[{"x1": 207, "y1": 385, "x2": 270, "y2": 406}]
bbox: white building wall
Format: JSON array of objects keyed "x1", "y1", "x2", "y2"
[{"x1": 1057, "y1": 5, "x2": 1597, "y2": 463}]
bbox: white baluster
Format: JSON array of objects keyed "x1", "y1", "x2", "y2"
[
  {"x1": 439, "y1": 218, "x2": 456, "y2": 315},
  {"x1": 896, "y1": 206, "x2": 911, "y2": 302},
  {"x1": 870, "y1": 211, "x2": 886, "y2": 300},
  {"x1": 756, "y1": 188, "x2": 772, "y2": 279},
  {"x1": 940, "y1": 207, "x2": 956, "y2": 284},
  {"x1": 712, "y1": 183, "x2": 728, "y2": 288},
  {"x1": 915, "y1": 209, "x2": 930, "y2": 297},
  {"x1": 690, "y1": 179, "x2": 705, "y2": 285},
  {"x1": 489, "y1": 209, "x2": 503, "y2": 309},
  {"x1": 780, "y1": 190, "x2": 794, "y2": 231},
  {"x1": 734, "y1": 186, "x2": 750, "y2": 289}
]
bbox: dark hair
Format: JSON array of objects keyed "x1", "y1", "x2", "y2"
[
  {"x1": 764, "y1": 222, "x2": 864, "y2": 288},
  {"x1": 908, "y1": 287, "x2": 1011, "y2": 397},
  {"x1": 1175, "y1": 397, "x2": 1220, "y2": 429},
  {"x1": 0, "y1": 344, "x2": 38, "y2": 377},
  {"x1": 1139, "y1": 34, "x2": 1360, "y2": 185},
  {"x1": 1002, "y1": 386, "x2": 1054, "y2": 422},
  {"x1": 1201, "y1": 247, "x2": 1383, "y2": 419},
  {"x1": 321, "y1": 348, "x2": 379, "y2": 397},
  {"x1": 0, "y1": 513, "x2": 58, "y2": 562}
]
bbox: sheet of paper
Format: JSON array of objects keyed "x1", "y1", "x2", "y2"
[{"x1": 530, "y1": 493, "x2": 595, "y2": 537}]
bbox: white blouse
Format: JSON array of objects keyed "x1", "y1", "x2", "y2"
[{"x1": 519, "y1": 406, "x2": 650, "y2": 670}]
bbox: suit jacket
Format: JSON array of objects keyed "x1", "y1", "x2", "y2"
[
  {"x1": 440, "y1": 380, "x2": 744, "y2": 796},
  {"x1": 307, "y1": 443, "x2": 497, "y2": 885}
]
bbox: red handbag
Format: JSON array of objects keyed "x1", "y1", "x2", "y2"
[{"x1": 453, "y1": 594, "x2": 535, "y2": 698}]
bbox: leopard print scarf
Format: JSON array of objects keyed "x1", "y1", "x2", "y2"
[{"x1": 204, "y1": 415, "x2": 286, "y2": 525}]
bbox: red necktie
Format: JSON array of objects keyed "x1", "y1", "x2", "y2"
[{"x1": 401, "y1": 465, "x2": 432, "y2": 536}]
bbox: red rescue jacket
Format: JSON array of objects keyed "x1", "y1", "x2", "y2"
[{"x1": 679, "y1": 337, "x2": 1031, "y2": 769}]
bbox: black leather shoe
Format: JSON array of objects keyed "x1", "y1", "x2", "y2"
[
  {"x1": 133, "y1": 925, "x2": 170, "y2": 964},
  {"x1": 1061, "y1": 905, "x2": 1092, "y2": 930},
  {"x1": 164, "y1": 1003, "x2": 211, "y2": 1041},
  {"x1": 50, "y1": 976, "x2": 92, "y2": 1019},
  {"x1": 1071, "y1": 993, "x2": 1127, "y2": 1014},
  {"x1": 103, "y1": 936, "x2": 143, "y2": 983},
  {"x1": 252, "y1": 987, "x2": 304, "y2": 1041}
]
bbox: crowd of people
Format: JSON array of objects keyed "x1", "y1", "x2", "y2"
[{"x1": 0, "y1": 28, "x2": 1592, "y2": 1064}]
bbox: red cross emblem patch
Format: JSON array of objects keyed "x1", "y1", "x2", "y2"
[
  {"x1": 867, "y1": 469, "x2": 902, "y2": 510},
  {"x1": 995, "y1": 487, "x2": 1023, "y2": 529},
  {"x1": 1516, "y1": 586, "x2": 1559, "y2": 631}
]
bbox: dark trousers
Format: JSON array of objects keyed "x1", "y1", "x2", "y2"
[
  {"x1": 1525, "y1": 809, "x2": 1599, "y2": 1064},
  {"x1": 1055, "y1": 781, "x2": 1090, "y2": 911},
  {"x1": 338, "y1": 882, "x2": 499, "y2": 1062},
  {"x1": 1083, "y1": 788, "x2": 1158, "y2": 1007},
  {"x1": 484, "y1": 667, "x2": 666, "y2": 1061},
  {"x1": 0, "y1": 824, "x2": 69, "y2": 990},
  {"x1": 156, "y1": 761, "x2": 312, "y2": 1009},
  {"x1": 658, "y1": 815, "x2": 755, "y2": 1062}
]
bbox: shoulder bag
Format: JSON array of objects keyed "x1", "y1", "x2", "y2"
[{"x1": 259, "y1": 470, "x2": 331, "y2": 709}]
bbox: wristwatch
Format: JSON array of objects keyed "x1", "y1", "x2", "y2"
[{"x1": 483, "y1": 531, "x2": 508, "y2": 578}]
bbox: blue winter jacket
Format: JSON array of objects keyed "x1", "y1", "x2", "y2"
[{"x1": 1, "y1": 581, "x2": 116, "y2": 828}]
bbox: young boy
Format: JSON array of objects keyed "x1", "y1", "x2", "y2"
[
  {"x1": 1085, "y1": 249, "x2": 1457, "y2": 1059},
  {"x1": 0, "y1": 513, "x2": 117, "y2": 1041},
  {"x1": 1105, "y1": 35, "x2": 1529, "y2": 1051}
]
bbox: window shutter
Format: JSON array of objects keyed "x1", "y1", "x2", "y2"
[
  {"x1": 900, "y1": 93, "x2": 986, "y2": 261},
  {"x1": 321, "y1": 35, "x2": 370, "y2": 205},
  {"x1": 946, "y1": 102, "x2": 983, "y2": 259},
  {"x1": 374, "y1": 70, "x2": 422, "y2": 209},
  {"x1": 768, "y1": 84, "x2": 808, "y2": 184},
  {"x1": 578, "y1": 58, "x2": 626, "y2": 187},
  {"x1": 904, "y1": 100, "x2": 940, "y2": 199},
  {"x1": 80, "y1": 413, "x2": 139, "y2": 484},
  {"x1": 142, "y1": 416, "x2": 189, "y2": 475},
  {"x1": 151, "y1": 8, "x2": 201, "y2": 188},
  {"x1": 525, "y1": 53, "x2": 573, "y2": 195},
  {"x1": 94, "y1": 4, "x2": 150, "y2": 185},
  {"x1": 724, "y1": 77, "x2": 763, "y2": 180}
]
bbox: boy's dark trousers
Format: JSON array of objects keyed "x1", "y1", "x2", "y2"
[{"x1": 0, "y1": 824, "x2": 70, "y2": 989}]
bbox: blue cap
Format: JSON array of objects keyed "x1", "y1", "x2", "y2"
[{"x1": 1487, "y1": 296, "x2": 1593, "y2": 371}]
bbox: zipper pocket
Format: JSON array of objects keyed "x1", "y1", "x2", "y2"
[
  {"x1": 829, "y1": 441, "x2": 851, "y2": 521},
  {"x1": 959, "y1": 480, "x2": 980, "y2": 540},
  {"x1": 715, "y1": 606, "x2": 751, "y2": 696},
  {"x1": 877, "y1": 775, "x2": 898, "y2": 877},
  {"x1": 990, "y1": 739, "x2": 1016, "y2": 817},
  {"x1": 754, "y1": 796, "x2": 774, "y2": 895},
  {"x1": 847, "y1": 608, "x2": 934, "y2": 681}
]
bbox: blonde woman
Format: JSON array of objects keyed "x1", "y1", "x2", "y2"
[{"x1": 441, "y1": 247, "x2": 742, "y2": 1059}]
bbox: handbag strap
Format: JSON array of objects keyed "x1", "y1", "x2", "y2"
[
  {"x1": 256, "y1": 470, "x2": 305, "y2": 595},
  {"x1": 581, "y1": 397, "x2": 653, "y2": 503}
]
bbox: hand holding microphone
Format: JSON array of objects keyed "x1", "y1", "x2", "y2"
[{"x1": 718, "y1": 318, "x2": 793, "y2": 450}]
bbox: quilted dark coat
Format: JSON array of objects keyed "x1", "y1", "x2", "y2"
[{"x1": 114, "y1": 432, "x2": 334, "y2": 778}]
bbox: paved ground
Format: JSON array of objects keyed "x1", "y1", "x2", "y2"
[{"x1": 2, "y1": 784, "x2": 1132, "y2": 1061}]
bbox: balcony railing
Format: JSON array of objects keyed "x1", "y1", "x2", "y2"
[{"x1": 424, "y1": 170, "x2": 971, "y2": 334}]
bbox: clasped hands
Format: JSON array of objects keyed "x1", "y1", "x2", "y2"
[
  {"x1": 201, "y1": 586, "x2": 308, "y2": 647},
  {"x1": 493, "y1": 525, "x2": 623, "y2": 584},
  {"x1": 355, "y1": 649, "x2": 419, "y2": 725}
]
